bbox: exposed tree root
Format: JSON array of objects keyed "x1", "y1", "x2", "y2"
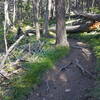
[
  {"x1": 75, "y1": 59, "x2": 96, "y2": 80},
  {"x1": 58, "y1": 62, "x2": 73, "y2": 72}
]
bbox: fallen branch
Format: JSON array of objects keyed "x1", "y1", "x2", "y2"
[
  {"x1": 0, "y1": 35, "x2": 25, "y2": 79},
  {"x1": 0, "y1": 70, "x2": 9, "y2": 79},
  {"x1": 8, "y1": 68, "x2": 25, "y2": 77},
  {"x1": 0, "y1": 35, "x2": 25, "y2": 69}
]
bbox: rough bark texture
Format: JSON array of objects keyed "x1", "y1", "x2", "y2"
[
  {"x1": 55, "y1": 0, "x2": 69, "y2": 46},
  {"x1": 43, "y1": 0, "x2": 49, "y2": 36},
  {"x1": 33, "y1": 0, "x2": 40, "y2": 40}
]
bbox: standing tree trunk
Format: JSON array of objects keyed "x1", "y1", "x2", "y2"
[
  {"x1": 4, "y1": 0, "x2": 11, "y2": 26},
  {"x1": 13, "y1": 0, "x2": 16, "y2": 24},
  {"x1": 68, "y1": 0, "x2": 71, "y2": 20},
  {"x1": 48, "y1": 0, "x2": 52, "y2": 19},
  {"x1": 75, "y1": 0, "x2": 78, "y2": 9},
  {"x1": 55, "y1": 0, "x2": 69, "y2": 46},
  {"x1": 43, "y1": 0, "x2": 49, "y2": 36},
  {"x1": 33, "y1": 0, "x2": 40, "y2": 40},
  {"x1": 4, "y1": 0, "x2": 9, "y2": 53}
]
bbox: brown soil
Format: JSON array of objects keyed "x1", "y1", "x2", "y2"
[{"x1": 27, "y1": 39, "x2": 96, "y2": 100}]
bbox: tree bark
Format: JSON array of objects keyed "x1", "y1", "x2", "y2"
[
  {"x1": 43, "y1": 0, "x2": 49, "y2": 36},
  {"x1": 13, "y1": 0, "x2": 16, "y2": 24},
  {"x1": 55, "y1": 0, "x2": 69, "y2": 46},
  {"x1": 33, "y1": 0, "x2": 40, "y2": 40},
  {"x1": 4, "y1": 0, "x2": 11, "y2": 26}
]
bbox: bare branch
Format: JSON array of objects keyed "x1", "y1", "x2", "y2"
[{"x1": 0, "y1": 35, "x2": 25, "y2": 69}]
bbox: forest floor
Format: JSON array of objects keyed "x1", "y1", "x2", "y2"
[{"x1": 27, "y1": 39, "x2": 96, "y2": 100}]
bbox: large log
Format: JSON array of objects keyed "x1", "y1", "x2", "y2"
[
  {"x1": 49, "y1": 21, "x2": 93, "y2": 33},
  {"x1": 77, "y1": 13, "x2": 100, "y2": 21},
  {"x1": 25, "y1": 22, "x2": 93, "y2": 34}
]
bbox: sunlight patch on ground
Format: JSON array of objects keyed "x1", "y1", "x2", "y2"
[{"x1": 49, "y1": 31, "x2": 56, "y2": 38}]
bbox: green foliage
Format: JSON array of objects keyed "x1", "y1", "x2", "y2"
[
  {"x1": 89, "y1": 7, "x2": 100, "y2": 14},
  {"x1": 49, "y1": 18, "x2": 56, "y2": 25},
  {"x1": 7, "y1": 31, "x2": 16, "y2": 45},
  {"x1": 69, "y1": 32, "x2": 100, "y2": 99},
  {"x1": 17, "y1": 1, "x2": 24, "y2": 8},
  {"x1": 2, "y1": 38, "x2": 69, "y2": 100}
]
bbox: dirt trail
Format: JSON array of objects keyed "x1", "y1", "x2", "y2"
[{"x1": 27, "y1": 39, "x2": 96, "y2": 100}]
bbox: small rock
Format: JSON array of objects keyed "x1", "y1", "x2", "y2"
[
  {"x1": 65, "y1": 89, "x2": 71, "y2": 92},
  {"x1": 36, "y1": 93, "x2": 40, "y2": 96}
]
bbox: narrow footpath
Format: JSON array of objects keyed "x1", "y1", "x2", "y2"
[{"x1": 28, "y1": 39, "x2": 96, "y2": 100}]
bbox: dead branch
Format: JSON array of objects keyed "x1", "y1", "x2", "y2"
[
  {"x1": 8, "y1": 68, "x2": 25, "y2": 76},
  {"x1": 0, "y1": 35, "x2": 25, "y2": 69},
  {"x1": 0, "y1": 35, "x2": 25, "y2": 79},
  {"x1": 0, "y1": 70, "x2": 9, "y2": 79}
]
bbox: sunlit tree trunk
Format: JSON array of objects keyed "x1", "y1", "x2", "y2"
[
  {"x1": 4, "y1": 0, "x2": 9, "y2": 53},
  {"x1": 92, "y1": 0, "x2": 95, "y2": 8},
  {"x1": 4, "y1": 0, "x2": 11, "y2": 26},
  {"x1": 13, "y1": 0, "x2": 16, "y2": 24},
  {"x1": 48, "y1": 0, "x2": 52, "y2": 19},
  {"x1": 33, "y1": 0, "x2": 40, "y2": 40}
]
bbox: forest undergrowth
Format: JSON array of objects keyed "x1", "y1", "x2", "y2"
[{"x1": 0, "y1": 32, "x2": 69, "y2": 100}]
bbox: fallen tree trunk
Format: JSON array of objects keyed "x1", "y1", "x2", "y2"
[
  {"x1": 49, "y1": 21, "x2": 93, "y2": 33},
  {"x1": 25, "y1": 21, "x2": 93, "y2": 34},
  {"x1": 77, "y1": 13, "x2": 100, "y2": 21}
]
